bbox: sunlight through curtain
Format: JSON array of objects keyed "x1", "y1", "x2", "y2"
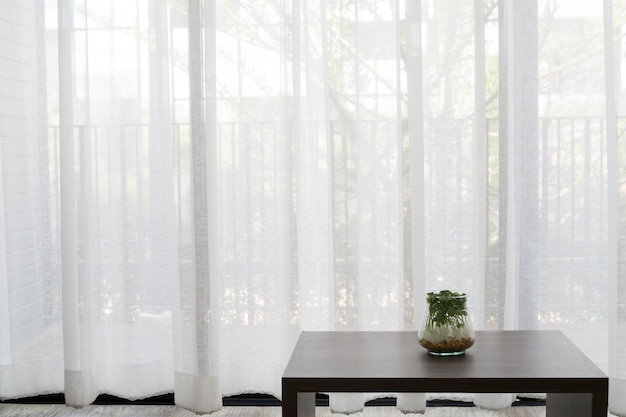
[{"x1": 1, "y1": 0, "x2": 626, "y2": 415}]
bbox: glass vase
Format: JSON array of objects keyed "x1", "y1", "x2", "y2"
[{"x1": 418, "y1": 290, "x2": 475, "y2": 356}]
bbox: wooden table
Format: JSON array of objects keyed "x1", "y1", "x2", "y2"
[{"x1": 282, "y1": 331, "x2": 608, "y2": 417}]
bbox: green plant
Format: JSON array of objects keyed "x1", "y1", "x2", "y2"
[{"x1": 425, "y1": 290, "x2": 468, "y2": 330}]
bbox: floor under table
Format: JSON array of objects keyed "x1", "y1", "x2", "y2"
[{"x1": 0, "y1": 405, "x2": 605, "y2": 417}]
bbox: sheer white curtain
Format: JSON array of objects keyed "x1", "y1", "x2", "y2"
[{"x1": 1, "y1": 0, "x2": 626, "y2": 415}]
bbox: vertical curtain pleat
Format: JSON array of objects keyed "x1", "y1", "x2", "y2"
[
  {"x1": 499, "y1": 0, "x2": 520, "y2": 332},
  {"x1": 147, "y1": 0, "x2": 184, "y2": 403},
  {"x1": 0, "y1": 133, "x2": 8, "y2": 367},
  {"x1": 604, "y1": 0, "x2": 626, "y2": 414},
  {"x1": 472, "y1": 0, "x2": 486, "y2": 329},
  {"x1": 516, "y1": 0, "x2": 539, "y2": 331},
  {"x1": 472, "y1": 0, "x2": 506, "y2": 408},
  {"x1": 475, "y1": 0, "x2": 538, "y2": 409},
  {"x1": 173, "y1": 0, "x2": 221, "y2": 413},
  {"x1": 296, "y1": 0, "x2": 334, "y2": 332},
  {"x1": 58, "y1": 0, "x2": 97, "y2": 407},
  {"x1": 396, "y1": 0, "x2": 427, "y2": 413}
]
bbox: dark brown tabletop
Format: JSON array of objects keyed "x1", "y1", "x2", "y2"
[{"x1": 282, "y1": 330, "x2": 608, "y2": 417}]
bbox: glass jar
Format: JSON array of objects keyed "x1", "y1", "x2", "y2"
[{"x1": 418, "y1": 290, "x2": 475, "y2": 356}]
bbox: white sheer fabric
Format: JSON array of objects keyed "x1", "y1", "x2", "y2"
[{"x1": 1, "y1": 0, "x2": 626, "y2": 415}]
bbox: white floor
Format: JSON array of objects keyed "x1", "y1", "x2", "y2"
[
  {"x1": 0, "y1": 405, "x2": 551, "y2": 417},
  {"x1": 2, "y1": 405, "x2": 623, "y2": 417}
]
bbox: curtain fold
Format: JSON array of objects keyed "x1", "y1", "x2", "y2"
[
  {"x1": 58, "y1": 0, "x2": 97, "y2": 407},
  {"x1": 1, "y1": 0, "x2": 626, "y2": 415},
  {"x1": 604, "y1": 0, "x2": 626, "y2": 414},
  {"x1": 170, "y1": 0, "x2": 222, "y2": 413}
]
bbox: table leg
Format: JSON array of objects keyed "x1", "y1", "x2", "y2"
[
  {"x1": 297, "y1": 393, "x2": 316, "y2": 417},
  {"x1": 281, "y1": 389, "x2": 315, "y2": 417},
  {"x1": 546, "y1": 393, "x2": 607, "y2": 417},
  {"x1": 592, "y1": 392, "x2": 609, "y2": 417}
]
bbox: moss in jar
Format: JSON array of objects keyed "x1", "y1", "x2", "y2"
[{"x1": 419, "y1": 290, "x2": 475, "y2": 354}]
